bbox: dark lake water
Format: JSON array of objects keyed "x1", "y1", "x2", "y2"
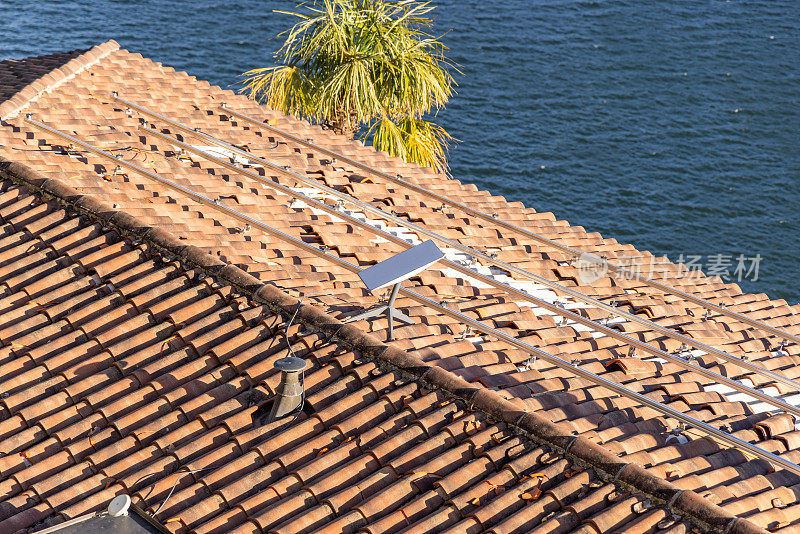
[{"x1": 3, "y1": 0, "x2": 798, "y2": 303}]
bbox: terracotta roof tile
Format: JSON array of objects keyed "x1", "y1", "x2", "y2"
[{"x1": 0, "y1": 43, "x2": 793, "y2": 533}]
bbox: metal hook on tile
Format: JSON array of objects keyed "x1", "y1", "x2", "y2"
[
  {"x1": 459, "y1": 256, "x2": 478, "y2": 268},
  {"x1": 520, "y1": 355, "x2": 537, "y2": 371},
  {"x1": 458, "y1": 325, "x2": 473, "y2": 340},
  {"x1": 676, "y1": 345, "x2": 694, "y2": 362},
  {"x1": 438, "y1": 299, "x2": 456, "y2": 312},
  {"x1": 632, "y1": 500, "x2": 652, "y2": 514}
]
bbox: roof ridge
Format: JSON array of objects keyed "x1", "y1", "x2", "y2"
[
  {"x1": 0, "y1": 40, "x2": 120, "y2": 121},
  {"x1": 102, "y1": 45, "x2": 440, "y2": 179},
  {"x1": 0, "y1": 157, "x2": 768, "y2": 534}
]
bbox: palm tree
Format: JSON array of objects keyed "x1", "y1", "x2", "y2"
[{"x1": 241, "y1": 0, "x2": 458, "y2": 173}]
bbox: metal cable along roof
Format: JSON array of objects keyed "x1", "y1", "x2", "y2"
[{"x1": 24, "y1": 92, "x2": 800, "y2": 481}]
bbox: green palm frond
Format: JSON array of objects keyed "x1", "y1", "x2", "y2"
[
  {"x1": 371, "y1": 115, "x2": 407, "y2": 160},
  {"x1": 241, "y1": 0, "x2": 460, "y2": 173},
  {"x1": 241, "y1": 65, "x2": 313, "y2": 117},
  {"x1": 397, "y1": 116, "x2": 454, "y2": 172},
  {"x1": 366, "y1": 115, "x2": 455, "y2": 172}
]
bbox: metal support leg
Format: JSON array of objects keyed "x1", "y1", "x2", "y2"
[{"x1": 346, "y1": 282, "x2": 415, "y2": 340}]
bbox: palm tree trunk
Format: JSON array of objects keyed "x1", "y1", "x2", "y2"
[{"x1": 325, "y1": 113, "x2": 357, "y2": 139}]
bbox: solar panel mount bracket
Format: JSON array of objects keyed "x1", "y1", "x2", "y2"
[{"x1": 346, "y1": 281, "x2": 415, "y2": 340}]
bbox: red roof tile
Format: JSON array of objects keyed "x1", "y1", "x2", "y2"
[
  {"x1": 0, "y1": 162, "x2": 763, "y2": 534},
  {"x1": 0, "y1": 41, "x2": 797, "y2": 533}
]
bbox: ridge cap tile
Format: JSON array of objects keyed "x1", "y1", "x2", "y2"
[{"x1": 0, "y1": 40, "x2": 119, "y2": 121}]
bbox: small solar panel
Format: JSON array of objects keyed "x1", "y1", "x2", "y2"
[
  {"x1": 358, "y1": 240, "x2": 444, "y2": 292},
  {"x1": 346, "y1": 240, "x2": 445, "y2": 340}
]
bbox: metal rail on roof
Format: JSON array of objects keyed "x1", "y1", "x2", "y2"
[
  {"x1": 104, "y1": 97, "x2": 800, "y2": 395},
  {"x1": 21, "y1": 116, "x2": 800, "y2": 478},
  {"x1": 138, "y1": 124, "x2": 800, "y2": 416},
  {"x1": 213, "y1": 103, "x2": 800, "y2": 349}
]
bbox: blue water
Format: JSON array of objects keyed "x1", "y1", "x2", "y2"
[{"x1": 3, "y1": 1, "x2": 798, "y2": 303}]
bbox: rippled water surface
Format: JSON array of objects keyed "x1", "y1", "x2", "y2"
[{"x1": 3, "y1": 0, "x2": 798, "y2": 302}]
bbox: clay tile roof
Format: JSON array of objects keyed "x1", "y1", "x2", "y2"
[{"x1": 0, "y1": 41, "x2": 797, "y2": 533}]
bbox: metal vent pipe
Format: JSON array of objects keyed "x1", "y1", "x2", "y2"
[{"x1": 267, "y1": 356, "x2": 307, "y2": 422}]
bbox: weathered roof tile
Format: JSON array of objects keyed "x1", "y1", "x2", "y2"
[{"x1": 0, "y1": 43, "x2": 791, "y2": 534}]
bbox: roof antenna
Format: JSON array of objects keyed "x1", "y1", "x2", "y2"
[
  {"x1": 266, "y1": 356, "x2": 307, "y2": 423},
  {"x1": 346, "y1": 239, "x2": 444, "y2": 340}
]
